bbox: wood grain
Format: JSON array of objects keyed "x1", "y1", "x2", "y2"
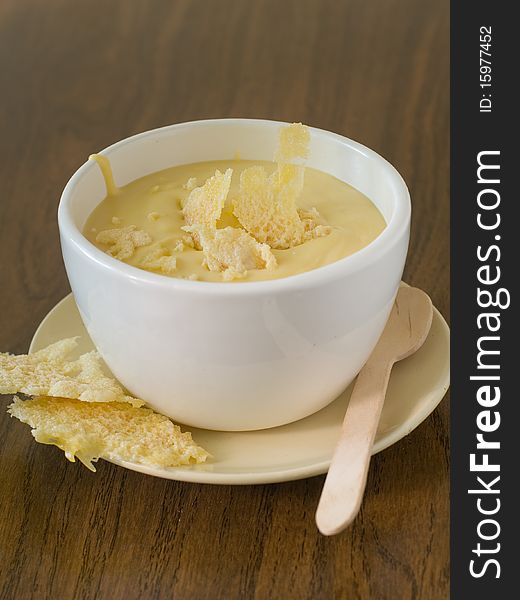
[{"x1": 0, "y1": 1, "x2": 449, "y2": 598}]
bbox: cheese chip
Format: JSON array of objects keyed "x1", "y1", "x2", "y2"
[
  {"x1": 235, "y1": 165, "x2": 305, "y2": 249},
  {"x1": 182, "y1": 233, "x2": 195, "y2": 248},
  {"x1": 183, "y1": 224, "x2": 276, "y2": 280},
  {"x1": 298, "y1": 207, "x2": 333, "y2": 241},
  {"x1": 8, "y1": 396, "x2": 209, "y2": 471},
  {"x1": 183, "y1": 177, "x2": 198, "y2": 191},
  {"x1": 139, "y1": 245, "x2": 177, "y2": 275},
  {"x1": 274, "y1": 122, "x2": 310, "y2": 163},
  {"x1": 0, "y1": 338, "x2": 143, "y2": 407},
  {"x1": 182, "y1": 168, "x2": 232, "y2": 237},
  {"x1": 96, "y1": 225, "x2": 152, "y2": 260},
  {"x1": 233, "y1": 123, "x2": 329, "y2": 249}
]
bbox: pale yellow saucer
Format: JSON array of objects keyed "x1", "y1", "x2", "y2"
[{"x1": 30, "y1": 293, "x2": 450, "y2": 485}]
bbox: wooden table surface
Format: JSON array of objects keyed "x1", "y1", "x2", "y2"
[{"x1": 0, "y1": 1, "x2": 449, "y2": 598}]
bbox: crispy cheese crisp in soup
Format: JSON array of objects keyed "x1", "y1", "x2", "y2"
[{"x1": 84, "y1": 124, "x2": 387, "y2": 282}]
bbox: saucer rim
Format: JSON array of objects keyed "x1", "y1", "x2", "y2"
[{"x1": 29, "y1": 293, "x2": 450, "y2": 485}]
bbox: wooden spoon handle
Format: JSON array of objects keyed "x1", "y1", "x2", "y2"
[{"x1": 315, "y1": 357, "x2": 393, "y2": 535}]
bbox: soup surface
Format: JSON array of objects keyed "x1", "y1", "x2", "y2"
[{"x1": 84, "y1": 158, "x2": 386, "y2": 282}]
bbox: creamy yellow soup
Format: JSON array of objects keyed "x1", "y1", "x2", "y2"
[{"x1": 84, "y1": 159, "x2": 386, "y2": 282}]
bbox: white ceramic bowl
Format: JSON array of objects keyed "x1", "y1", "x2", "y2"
[{"x1": 58, "y1": 119, "x2": 410, "y2": 431}]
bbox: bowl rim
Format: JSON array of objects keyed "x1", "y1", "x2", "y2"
[{"x1": 58, "y1": 118, "x2": 411, "y2": 296}]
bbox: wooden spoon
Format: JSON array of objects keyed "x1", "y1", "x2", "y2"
[{"x1": 315, "y1": 286, "x2": 433, "y2": 536}]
